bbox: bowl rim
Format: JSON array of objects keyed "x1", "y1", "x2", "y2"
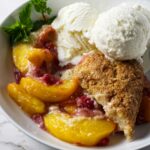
[{"x1": 0, "y1": 1, "x2": 150, "y2": 150}]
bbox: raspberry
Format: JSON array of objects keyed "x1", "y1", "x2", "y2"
[
  {"x1": 40, "y1": 74, "x2": 61, "y2": 85},
  {"x1": 14, "y1": 69, "x2": 23, "y2": 83},
  {"x1": 76, "y1": 95, "x2": 94, "y2": 109},
  {"x1": 98, "y1": 138, "x2": 109, "y2": 146},
  {"x1": 32, "y1": 114, "x2": 45, "y2": 129}
]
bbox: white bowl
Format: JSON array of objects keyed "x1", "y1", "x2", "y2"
[{"x1": 0, "y1": 0, "x2": 150, "y2": 150}]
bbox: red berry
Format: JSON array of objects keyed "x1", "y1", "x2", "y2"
[
  {"x1": 76, "y1": 95, "x2": 94, "y2": 109},
  {"x1": 32, "y1": 114, "x2": 45, "y2": 129},
  {"x1": 14, "y1": 69, "x2": 23, "y2": 83},
  {"x1": 98, "y1": 138, "x2": 109, "y2": 146},
  {"x1": 40, "y1": 74, "x2": 61, "y2": 85}
]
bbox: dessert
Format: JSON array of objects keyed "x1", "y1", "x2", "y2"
[
  {"x1": 91, "y1": 3, "x2": 150, "y2": 60},
  {"x1": 3, "y1": 0, "x2": 150, "y2": 147},
  {"x1": 52, "y1": 2, "x2": 98, "y2": 65},
  {"x1": 71, "y1": 51, "x2": 144, "y2": 139},
  {"x1": 44, "y1": 111, "x2": 115, "y2": 146}
]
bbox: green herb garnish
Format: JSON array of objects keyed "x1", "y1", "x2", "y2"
[
  {"x1": 32, "y1": 16, "x2": 56, "y2": 32},
  {"x1": 3, "y1": 0, "x2": 54, "y2": 45},
  {"x1": 31, "y1": 0, "x2": 52, "y2": 21},
  {"x1": 3, "y1": 3, "x2": 33, "y2": 44}
]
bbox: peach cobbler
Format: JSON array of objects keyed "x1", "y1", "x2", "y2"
[{"x1": 3, "y1": 1, "x2": 150, "y2": 147}]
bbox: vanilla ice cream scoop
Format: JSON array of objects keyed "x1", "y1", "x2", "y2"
[
  {"x1": 52, "y1": 2, "x2": 98, "y2": 32},
  {"x1": 91, "y1": 3, "x2": 150, "y2": 60},
  {"x1": 52, "y1": 2, "x2": 98, "y2": 65}
]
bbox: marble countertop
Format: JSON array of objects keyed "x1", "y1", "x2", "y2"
[
  {"x1": 0, "y1": 0, "x2": 149, "y2": 150},
  {"x1": 0, "y1": 108, "x2": 54, "y2": 150}
]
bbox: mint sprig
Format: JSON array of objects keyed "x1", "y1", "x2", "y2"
[
  {"x1": 31, "y1": 0, "x2": 52, "y2": 21},
  {"x1": 3, "y1": 0, "x2": 54, "y2": 45},
  {"x1": 3, "y1": 3, "x2": 33, "y2": 44}
]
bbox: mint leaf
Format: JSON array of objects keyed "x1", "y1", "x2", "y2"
[
  {"x1": 2, "y1": 0, "x2": 54, "y2": 45},
  {"x1": 3, "y1": 22, "x2": 22, "y2": 43},
  {"x1": 19, "y1": 3, "x2": 32, "y2": 26},
  {"x1": 3, "y1": 21, "x2": 31, "y2": 44},
  {"x1": 32, "y1": 16, "x2": 56, "y2": 31},
  {"x1": 31, "y1": 0, "x2": 52, "y2": 20},
  {"x1": 47, "y1": 16, "x2": 56, "y2": 24},
  {"x1": 3, "y1": 3, "x2": 33, "y2": 44}
]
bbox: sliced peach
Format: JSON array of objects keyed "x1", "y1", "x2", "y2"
[
  {"x1": 44, "y1": 112, "x2": 116, "y2": 146},
  {"x1": 7, "y1": 83, "x2": 46, "y2": 115},
  {"x1": 27, "y1": 49, "x2": 52, "y2": 67},
  {"x1": 20, "y1": 77, "x2": 78, "y2": 102},
  {"x1": 13, "y1": 43, "x2": 52, "y2": 73},
  {"x1": 64, "y1": 105, "x2": 76, "y2": 114},
  {"x1": 13, "y1": 44, "x2": 31, "y2": 73}
]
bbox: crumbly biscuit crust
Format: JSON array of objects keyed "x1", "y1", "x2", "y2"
[{"x1": 72, "y1": 51, "x2": 144, "y2": 139}]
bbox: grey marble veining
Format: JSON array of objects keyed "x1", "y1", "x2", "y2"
[{"x1": 0, "y1": 108, "x2": 54, "y2": 150}]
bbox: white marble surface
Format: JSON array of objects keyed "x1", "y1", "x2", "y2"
[
  {"x1": 0, "y1": 108, "x2": 55, "y2": 150},
  {"x1": 0, "y1": 0, "x2": 150, "y2": 150}
]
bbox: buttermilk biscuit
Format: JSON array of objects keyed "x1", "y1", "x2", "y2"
[{"x1": 72, "y1": 51, "x2": 144, "y2": 139}]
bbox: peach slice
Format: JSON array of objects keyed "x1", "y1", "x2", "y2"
[
  {"x1": 13, "y1": 43, "x2": 52, "y2": 73},
  {"x1": 7, "y1": 83, "x2": 46, "y2": 115},
  {"x1": 64, "y1": 105, "x2": 76, "y2": 114},
  {"x1": 27, "y1": 48, "x2": 52, "y2": 67},
  {"x1": 44, "y1": 112, "x2": 116, "y2": 146},
  {"x1": 20, "y1": 77, "x2": 78, "y2": 102},
  {"x1": 13, "y1": 44, "x2": 31, "y2": 73}
]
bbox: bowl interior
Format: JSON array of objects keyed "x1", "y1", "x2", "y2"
[{"x1": 0, "y1": 0, "x2": 150, "y2": 150}]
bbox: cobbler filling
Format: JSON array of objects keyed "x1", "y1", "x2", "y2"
[
  {"x1": 136, "y1": 77, "x2": 150, "y2": 124},
  {"x1": 58, "y1": 89, "x2": 105, "y2": 118},
  {"x1": 14, "y1": 69, "x2": 23, "y2": 83},
  {"x1": 32, "y1": 114, "x2": 45, "y2": 129},
  {"x1": 13, "y1": 25, "x2": 107, "y2": 134},
  {"x1": 12, "y1": 25, "x2": 150, "y2": 147},
  {"x1": 13, "y1": 26, "x2": 103, "y2": 115}
]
